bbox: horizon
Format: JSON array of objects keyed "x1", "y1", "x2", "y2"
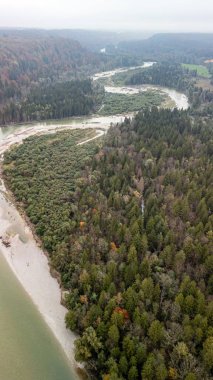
[
  {"x1": 1, "y1": 27, "x2": 213, "y2": 36},
  {"x1": 1, "y1": 0, "x2": 213, "y2": 33}
]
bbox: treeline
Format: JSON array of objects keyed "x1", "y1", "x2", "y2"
[
  {"x1": 118, "y1": 33, "x2": 213, "y2": 64},
  {"x1": 0, "y1": 31, "x2": 144, "y2": 125},
  {"x1": 189, "y1": 87, "x2": 213, "y2": 111},
  {"x1": 125, "y1": 63, "x2": 213, "y2": 114},
  {"x1": 0, "y1": 79, "x2": 104, "y2": 124},
  {"x1": 208, "y1": 64, "x2": 213, "y2": 81},
  {"x1": 0, "y1": 33, "x2": 103, "y2": 107},
  {"x1": 3, "y1": 109, "x2": 213, "y2": 379},
  {"x1": 125, "y1": 63, "x2": 194, "y2": 92}
]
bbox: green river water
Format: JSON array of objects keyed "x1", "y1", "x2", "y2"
[{"x1": 0, "y1": 254, "x2": 76, "y2": 380}]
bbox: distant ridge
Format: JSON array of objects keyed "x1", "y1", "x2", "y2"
[{"x1": 118, "y1": 33, "x2": 213, "y2": 62}]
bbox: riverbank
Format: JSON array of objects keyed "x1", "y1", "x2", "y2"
[
  {"x1": 0, "y1": 127, "x2": 104, "y2": 378},
  {"x1": 0, "y1": 179, "x2": 80, "y2": 372},
  {"x1": 93, "y1": 62, "x2": 189, "y2": 111}
]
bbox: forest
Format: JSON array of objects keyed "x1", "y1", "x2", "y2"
[
  {"x1": 1, "y1": 32, "x2": 213, "y2": 126},
  {"x1": 117, "y1": 34, "x2": 213, "y2": 63},
  {"x1": 0, "y1": 79, "x2": 104, "y2": 124},
  {"x1": 0, "y1": 31, "x2": 144, "y2": 125},
  {"x1": 124, "y1": 63, "x2": 213, "y2": 114},
  {"x1": 0, "y1": 34, "x2": 103, "y2": 105},
  {"x1": 3, "y1": 109, "x2": 213, "y2": 380},
  {"x1": 0, "y1": 33, "x2": 106, "y2": 125},
  {"x1": 125, "y1": 63, "x2": 194, "y2": 91}
]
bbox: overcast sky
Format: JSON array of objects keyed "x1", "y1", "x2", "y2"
[{"x1": 1, "y1": 0, "x2": 213, "y2": 32}]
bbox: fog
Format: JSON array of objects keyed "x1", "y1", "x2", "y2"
[{"x1": 0, "y1": 0, "x2": 213, "y2": 32}]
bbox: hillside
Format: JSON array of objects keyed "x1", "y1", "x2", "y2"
[
  {"x1": 0, "y1": 33, "x2": 102, "y2": 108},
  {"x1": 0, "y1": 30, "x2": 145, "y2": 124},
  {"x1": 118, "y1": 33, "x2": 213, "y2": 63}
]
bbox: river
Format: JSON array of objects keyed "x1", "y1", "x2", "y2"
[
  {"x1": 93, "y1": 62, "x2": 189, "y2": 110},
  {"x1": 0, "y1": 63, "x2": 189, "y2": 380},
  {"x1": 0, "y1": 252, "x2": 76, "y2": 380}
]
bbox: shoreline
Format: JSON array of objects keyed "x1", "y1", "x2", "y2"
[
  {"x1": 0, "y1": 179, "x2": 81, "y2": 375},
  {"x1": 0, "y1": 127, "x2": 105, "y2": 379}
]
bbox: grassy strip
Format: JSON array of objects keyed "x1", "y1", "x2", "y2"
[{"x1": 182, "y1": 63, "x2": 211, "y2": 78}]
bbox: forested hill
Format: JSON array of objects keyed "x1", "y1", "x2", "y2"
[
  {"x1": 0, "y1": 33, "x2": 102, "y2": 107},
  {"x1": 118, "y1": 33, "x2": 213, "y2": 63},
  {"x1": 4, "y1": 109, "x2": 213, "y2": 379},
  {"x1": 0, "y1": 30, "x2": 144, "y2": 124}
]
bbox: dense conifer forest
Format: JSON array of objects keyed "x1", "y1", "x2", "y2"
[
  {"x1": 3, "y1": 109, "x2": 213, "y2": 380},
  {"x1": 0, "y1": 79, "x2": 104, "y2": 124},
  {"x1": 0, "y1": 34, "x2": 102, "y2": 104},
  {"x1": 117, "y1": 34, "x2": 213, "y2": 63},
  {"x1": 125, "y1": 63, "x2": 193, "y2": 91},
  {"x1": 0, "y1": 33, "x2": 107, "y2": 124}
]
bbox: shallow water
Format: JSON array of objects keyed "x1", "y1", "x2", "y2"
[
  {"x1": 92, "y1": 61, "x2": 155, "y2": 81},
  {"x1": 0, "y1": 251, "x2": 76, "y2": 380}
]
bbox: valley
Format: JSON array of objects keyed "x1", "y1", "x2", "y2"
[{"x1": 0, "y1": 29, "x2": 212, "y2": 380}]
